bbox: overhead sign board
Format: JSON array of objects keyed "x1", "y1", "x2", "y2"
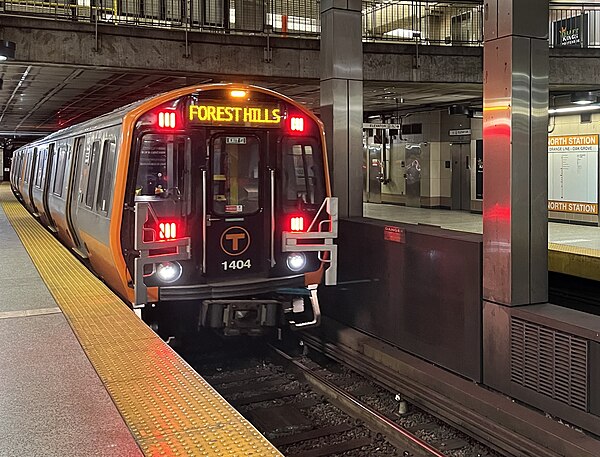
[
  {"x1": 188, "y1": 103, "x2": 281, "y2": 127},
  {"x1": 552, "y1": 14, "x2": 588, "y2": 48},
  {"x1": 548, "y1": 134, "x2": 598, "y2": 215},
  {"x1": 449, "y1": 129, "x2": 471, "y2": 136},
  {"x1": 363, "y1": 123, "x2": 402, "y2": 130}
]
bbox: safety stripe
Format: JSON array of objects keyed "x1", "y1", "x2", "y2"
[
  {"x1": 549, "y1": 241, "x2": 600, "y2": 281},
  {"x1": 1, "y1": 184, "x2": 281, "y2": 457}
]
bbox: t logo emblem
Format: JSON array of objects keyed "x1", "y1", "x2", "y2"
[
  {"x1": 220, "y1": 226, "x2": 251, "y2": 256},
  {"x1": 225, "y1": 233, "x2": 245, "y2": 252}
]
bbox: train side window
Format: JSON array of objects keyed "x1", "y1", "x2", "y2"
[
  {"x1": 96, "y1": 140, "x2": 116, "y2": 214},
  {"x1": 30, "y1": 148, "x2": 39, "y2": 186},
  {"x1": 282, "y1": 138, "x2": 324, "y2": 211},
  {"x1": 30, "y1": 148, "x2": 38, "y2": 184},
  {"x1": 33, "y1": 150, "x2": 40, "y2": 188},
  {"x1": 53, "y1": 147, "x2": 67, "y2": 196},
  {"x1": 85, "y1": 141, "x2": 101, "y2": 208},
  {"x1": 45, "y1": 143, "x2": 55, "y2": 189},
  {"x1": 23, "y1": 150, "x2": 31, "y2": 184},
  {"x1": 34, "y1": 148, "x2": 47, "y2": 189},
  {"x1": 18, "y1": 153, "x2": 24, "y2": 183},
  {"x1": 16, "y1": 153, "x2": 22, "y2": 182}
]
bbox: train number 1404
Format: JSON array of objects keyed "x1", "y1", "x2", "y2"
[{"x1": 221, "y1": 259, "x2": 252, "y2": 270}]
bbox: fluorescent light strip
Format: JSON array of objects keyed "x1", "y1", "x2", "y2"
[{"x1": 549, "y1": 105, "x2": 600, "y2": 114}]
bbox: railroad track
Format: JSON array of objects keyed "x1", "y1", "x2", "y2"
[
  {"x1": 299, "y1": 322, "x2": 586, "y2": 457},
  {"x1": 189, "y1": 339, "x2": 500, "y2": 457},
  {"x1": 549, "y1": 272, "x2": 600, "y2": 313}
]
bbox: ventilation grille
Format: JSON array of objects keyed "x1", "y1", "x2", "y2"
[{"x1": 510, "y1": 318, "x2": 588, "y2": 411}]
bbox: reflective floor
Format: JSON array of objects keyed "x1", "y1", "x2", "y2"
[{"x1": 364, "y1": 203, "x2": 600, "y2": 251}]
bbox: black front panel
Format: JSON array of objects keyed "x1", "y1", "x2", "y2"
[
  {"x1": 205, "y1": 132, "x2": 268, "y2": 281},
  {"x1": 128, "y1": 87, "x2": 328, "y2": 288}
]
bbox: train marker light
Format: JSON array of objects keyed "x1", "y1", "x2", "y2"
[
  {"x1": 230, "y1": 90, "x2": 247, "y2": 98},
  {"x1": 290, "y1": 116, "x2": 305, "y2": 132},
  {"x1": 156, "y1": 261, "x2": 182, "y2": 283},
  {"x1": 286, "y1": 252, "x2": 306, "y2": 272},
  {"x1": 158, "y1": 111, "x2": 176, "y2": 129},
  {"x1": 290, "y1": 216, "x2": 304, "y2": 232},
  {"x1": 158, "y1": 222, "x2": 178, "y2": 240}
]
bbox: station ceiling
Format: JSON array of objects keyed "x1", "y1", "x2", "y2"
[
  {"x1": 0, "y1": 63, "x2": 593, "y2": 137},
  {"x1": 0, "y1": 63, "x2": 485, "y2": 137}
]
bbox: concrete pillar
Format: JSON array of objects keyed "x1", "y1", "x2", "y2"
[
  {"x1": 320, "y1": 0, "x2": 363, "y2": 218},
  {"x1": 482, "y1": 0, "x2": 549, "y2": 306}
]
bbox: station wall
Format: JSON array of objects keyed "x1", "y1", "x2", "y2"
[
  {"x1": 367, "y1": 109, "x2": 600, "y2": 227},
  {"x1": 368, "y1": 110, "x2": 482, "y2": 212}
]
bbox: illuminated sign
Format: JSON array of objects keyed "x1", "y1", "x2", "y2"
[{"x1": 188, "y1": 103, "x2": 281, "y2": 126}]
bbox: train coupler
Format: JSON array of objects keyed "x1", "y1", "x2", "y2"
[{"x1": 200, "y1": 299, "x2": 281, "y2": 336}]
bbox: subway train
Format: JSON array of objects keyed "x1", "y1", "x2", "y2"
[{"x1": 10, "y1": 84, "x2": 338, "y2": 336}]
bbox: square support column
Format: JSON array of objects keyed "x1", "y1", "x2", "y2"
[
  {"x1": 320, "y1": 0, "x2": 363, "y2": 218},
  {"x1": 483, "y1": 0, "x2": 549, "y2": 306}
]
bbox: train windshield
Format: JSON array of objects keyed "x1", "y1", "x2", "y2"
[{"x1": 211, "y1": 134, "x2": 260, "y2": 216}]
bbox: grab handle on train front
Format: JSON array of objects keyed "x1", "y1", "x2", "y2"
[
  {"x1": 282, "y1": 196, "x2": 338, "y2": 286},
  {"x1": 133, "y1": 201, "x2": 191, "y2": 307}
]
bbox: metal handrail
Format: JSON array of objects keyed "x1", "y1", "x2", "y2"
[{"x1": 3, "y1": 1, "x2": 600, "y2": 48}]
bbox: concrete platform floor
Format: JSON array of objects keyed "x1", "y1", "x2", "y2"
[
  {"x1": 364, "y1": 203, "x2": 600, "y2": 251},
  {"x1": 0, "y1": 198, "x2": 142, "y2": 457}
]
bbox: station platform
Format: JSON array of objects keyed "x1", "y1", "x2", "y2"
[
  {"x1": 365, "y1": 203, "x2": 600, "y2": 282},
  {"x1": 0, "y1": 183, "x2": 281, "y2": 457}
]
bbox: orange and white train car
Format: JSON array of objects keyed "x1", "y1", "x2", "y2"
[{"x1": 10, "y1": 84, "x2": 337, "y2": 336}]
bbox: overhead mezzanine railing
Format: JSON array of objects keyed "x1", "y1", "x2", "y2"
[{"x1": 1, "y1": 0, "x2": 600, "y2": 48}]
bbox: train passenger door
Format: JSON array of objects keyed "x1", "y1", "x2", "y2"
[
  {"x1": 27, "y1": 147, "x2": 38, "y2": 213},
  {"x1": 66, "y1": 137, "x2": 86, "y2": 254},
  {"x1": 204, "y1": 133, "x2": 268, "y2": 280},
  {"x1": 42, "y1": 143, "x2": 57, "y2": 230}
]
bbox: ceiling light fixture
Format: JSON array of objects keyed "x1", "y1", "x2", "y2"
[
  {"x1": 549, "y1": 104, "x2": 600, "y2": 115},
  {"x1": 0, "y1": 41, "x2": 16, "y2": 61},
  {"x1": 571, "y1": 91, "x2": 597, "y2": 105}
]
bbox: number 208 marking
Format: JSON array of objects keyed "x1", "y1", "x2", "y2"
[{"x1": 221, "y1": 259, "x2": 252, "y2": 270}]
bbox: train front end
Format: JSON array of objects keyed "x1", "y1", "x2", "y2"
[{"x1": 122, "y1": 85, "x2": 337, "y2": 336}]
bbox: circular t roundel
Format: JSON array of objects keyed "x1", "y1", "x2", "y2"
[{"x1": 220, "y1": 226, "x2": 251, "y2": 256}]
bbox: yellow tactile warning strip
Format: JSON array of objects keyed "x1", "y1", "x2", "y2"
[
  {"x1": 549, "y1": 242, "x2": 600, "y2": 281},
  {"x1": 0, "y1": 184, "x2": 282, "y2": 457}
]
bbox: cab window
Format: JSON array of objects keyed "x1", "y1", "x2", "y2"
[
  {"x1": 135, "y1": 134, "x2": 189, "y2": 200},
  {"x1": 211, "y1": 135, "x2": 260, "y2": 216},
  {"x1": 282, "y1": 138, "x2": 324, "y2": 212}
]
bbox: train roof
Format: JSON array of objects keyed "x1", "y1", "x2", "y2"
[{"x1": 15, "y1": 83, "x2": 319, "y2": 152}]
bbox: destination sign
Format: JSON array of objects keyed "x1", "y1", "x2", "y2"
[{"x1": 188, "y1": 103, "x2": 281, "y2": 126}]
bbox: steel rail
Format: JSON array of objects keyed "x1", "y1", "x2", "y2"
[
  {"x1": 300, "y1": 331, "x2": 568, "y2": 457},
  {"x1": 270, "y1": 345, "x2": 447, "y2": 457}
]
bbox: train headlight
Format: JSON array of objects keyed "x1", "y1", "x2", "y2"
[
  {"x1": 286, "y1": 252, "x2": 306, "y2": 272},
  {"x1": 156, "y1": 261, "x2": 182, "y2": 283}
]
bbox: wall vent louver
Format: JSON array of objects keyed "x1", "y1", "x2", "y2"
[{"x1": 510, "y1": 318, "x2": 588, "y2": 411}]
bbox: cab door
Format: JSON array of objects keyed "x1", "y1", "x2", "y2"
[{"x1": 204, "y1": 132, "x2": 269, "y2": 280}]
